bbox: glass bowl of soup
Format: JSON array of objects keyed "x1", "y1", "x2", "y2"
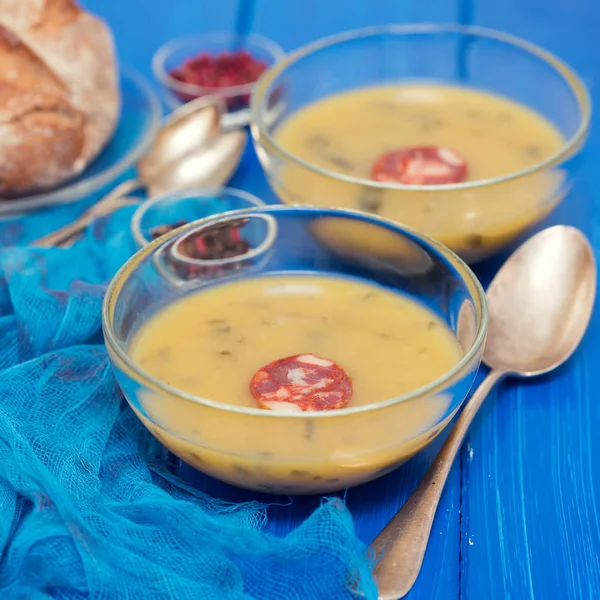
[
  {"x1": 103, "y1": 206, "x2": 487, "y2": 494},
  {"x1": 250, "y1": 24, "x2": 590, "y2": 263}
]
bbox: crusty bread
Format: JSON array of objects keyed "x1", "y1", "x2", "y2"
[{"x1": 0, "y1": 0, "x2": 119, "y2": 197}]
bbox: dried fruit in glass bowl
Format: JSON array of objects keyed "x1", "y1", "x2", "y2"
[{"x1": 169, "y1": 50, "x2": 267, "y2": 110}]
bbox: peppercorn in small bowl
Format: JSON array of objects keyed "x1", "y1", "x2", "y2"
[
  {"x1": 153, "y1": 32, "x2": 285, "y2": 129},
  {"x1": 103, "y1": 205, "x2": 487, "y2": 494}
]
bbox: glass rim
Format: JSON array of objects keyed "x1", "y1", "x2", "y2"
[
  {"x1": 250, "y1": 23, "x2": 591, "y2": 191},
  {"x1": 153, "y1": 32, "x2": 286, "y2": 96},
  {"x1": 103, "y1": 205, "x2": 488, "y2": 420},
  {"x1": 130, "y1": 186, "x2": 266, "y2": 247},
  {"x1": 170, "y1": 212, "x2": 277, "y2": 266}
]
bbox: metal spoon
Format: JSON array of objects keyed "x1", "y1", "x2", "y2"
[
  {"x1": 372, "y1": 225, "x2": 596, "y2": 600},
  {"x1": 32, "y1": 96, "x2": 247, "y2": 248}
]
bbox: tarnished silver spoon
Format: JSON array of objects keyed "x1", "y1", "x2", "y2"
[
  {"x1": 373, "y1": 225, "x2": 596, "y2": 599},
  {"x1": 32, "y1": 96, "x2": 247, "y2": 247}
]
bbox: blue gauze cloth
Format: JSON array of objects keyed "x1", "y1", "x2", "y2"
[{"x1": 0, "y1": 204, "x2": 377, "y2": 599}]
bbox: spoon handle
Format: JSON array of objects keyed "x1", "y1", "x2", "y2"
[
  {"x1": 372, "y1": 369, "x2": 505, "y2": 600},
  {"x1": 56, "y1": 197, "x2": 141, "y2": 249},
  {"x1": 31, "y1": 178, "x2": 140, "y2": 248}
]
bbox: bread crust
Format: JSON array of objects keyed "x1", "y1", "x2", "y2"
[{"x1": 0, "y1": 0, "x2": 119, "y2": 196}]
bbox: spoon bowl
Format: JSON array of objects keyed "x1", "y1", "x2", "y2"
[
  {"x1": 485, "y1": 226, "x2": 596, "y2": 375},
  {"x1": 137, "y1": 95, "x2": 224, "y2": 186},
  {"x1": 372, "y1": 225, "x2": 596, "y2": 600},
  {"x1": 148, "y1": 129, "x2": 247, "y2": 196}
]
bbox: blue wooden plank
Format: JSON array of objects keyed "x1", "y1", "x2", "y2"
[
  {"x1": 240, "y1": 3, "x2": 464, "y2": 600},
  {"x1": 463, "y1": 2, "x2": 600, "y2": 599},
  {"x1": 251, "y1": 0, "x2": 461, "y2": 51},
  {"x1": 82, "y1": 0, "x2": 241, "y2": 79},
  {"x1": 175, "y1": 414, "x2": 462, "y2": 600},
  {"x1": 78, "y1": 2, "x2": 470, "y2": 598},
  {"x1": 225, "y1": 119, "x2": 465, "y2": 600}
]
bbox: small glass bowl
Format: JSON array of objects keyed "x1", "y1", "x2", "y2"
[
  {"x1": 103, "y1": 205, "x2": 487, "y2": 495},
  {"x1": 251, "y1": 24, "x2": 591, "y2": 263},
  {"x1": 130, "y1": 187, "x2": 266, "y2": 248},
  {"x1": 153, "y1": 32, "x2": 285, "y2": 129}
]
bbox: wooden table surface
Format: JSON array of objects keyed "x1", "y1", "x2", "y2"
[{"x1": 84, "y1": 1, "x2": 600, "y2": 597}]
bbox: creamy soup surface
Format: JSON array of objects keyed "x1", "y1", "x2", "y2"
[
  {"x1": 127, "y1": 273, "x2": 467, "y2": 493},
  {"x1": 130, "y1": 274, "x2": 463, "y2": 408},
  {"x1": 273, "y1": 84, "x2": 566, "y2": 259}
]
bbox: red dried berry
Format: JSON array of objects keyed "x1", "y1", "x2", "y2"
[{"x1": 169, "y1": 50, "x2": 268, "y2": 109}]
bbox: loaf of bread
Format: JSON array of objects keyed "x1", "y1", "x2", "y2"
[{"x1": 0, "y1": 0, "x2": 120, "y2": 197}]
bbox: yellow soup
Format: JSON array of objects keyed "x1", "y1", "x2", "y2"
[
  {"x1": 273, "y1": 84, "x2": 566, "y2": 261},
  {"x1": 129, "y1": 274, "x2": 465, "y2": 493}
]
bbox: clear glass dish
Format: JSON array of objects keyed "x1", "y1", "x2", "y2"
[
  {"x1": 250, "y1": 24, "x2": 591, "y2": 263},
  {"x1": 153, "y1": 32, "x2": 285, "y2": 130},
  {"x1": 130, "y1": 187, "x2": 266, "y2": 248},
  {"x1": 103, "y1": 205, "x2": 487, "y2": 494},
  {"x1": 0, "y1": 66, "x2": 162, "y2": 216}
]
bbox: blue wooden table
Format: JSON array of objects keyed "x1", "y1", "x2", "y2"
[{"x1": 78, "y1": 1, "x2": 600, "y2": 597}]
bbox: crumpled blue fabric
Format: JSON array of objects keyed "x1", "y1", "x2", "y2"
[{"x1": 0, "y1": 201, "x2": 376, "y2": 599}]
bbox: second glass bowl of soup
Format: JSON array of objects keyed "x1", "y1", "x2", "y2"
[
  {"x1": 103, "y1": 206, "x2": 487, "y2": 494},
  {"x1": 250, "y1": 24, "x2": 590, "y2": 263}
]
